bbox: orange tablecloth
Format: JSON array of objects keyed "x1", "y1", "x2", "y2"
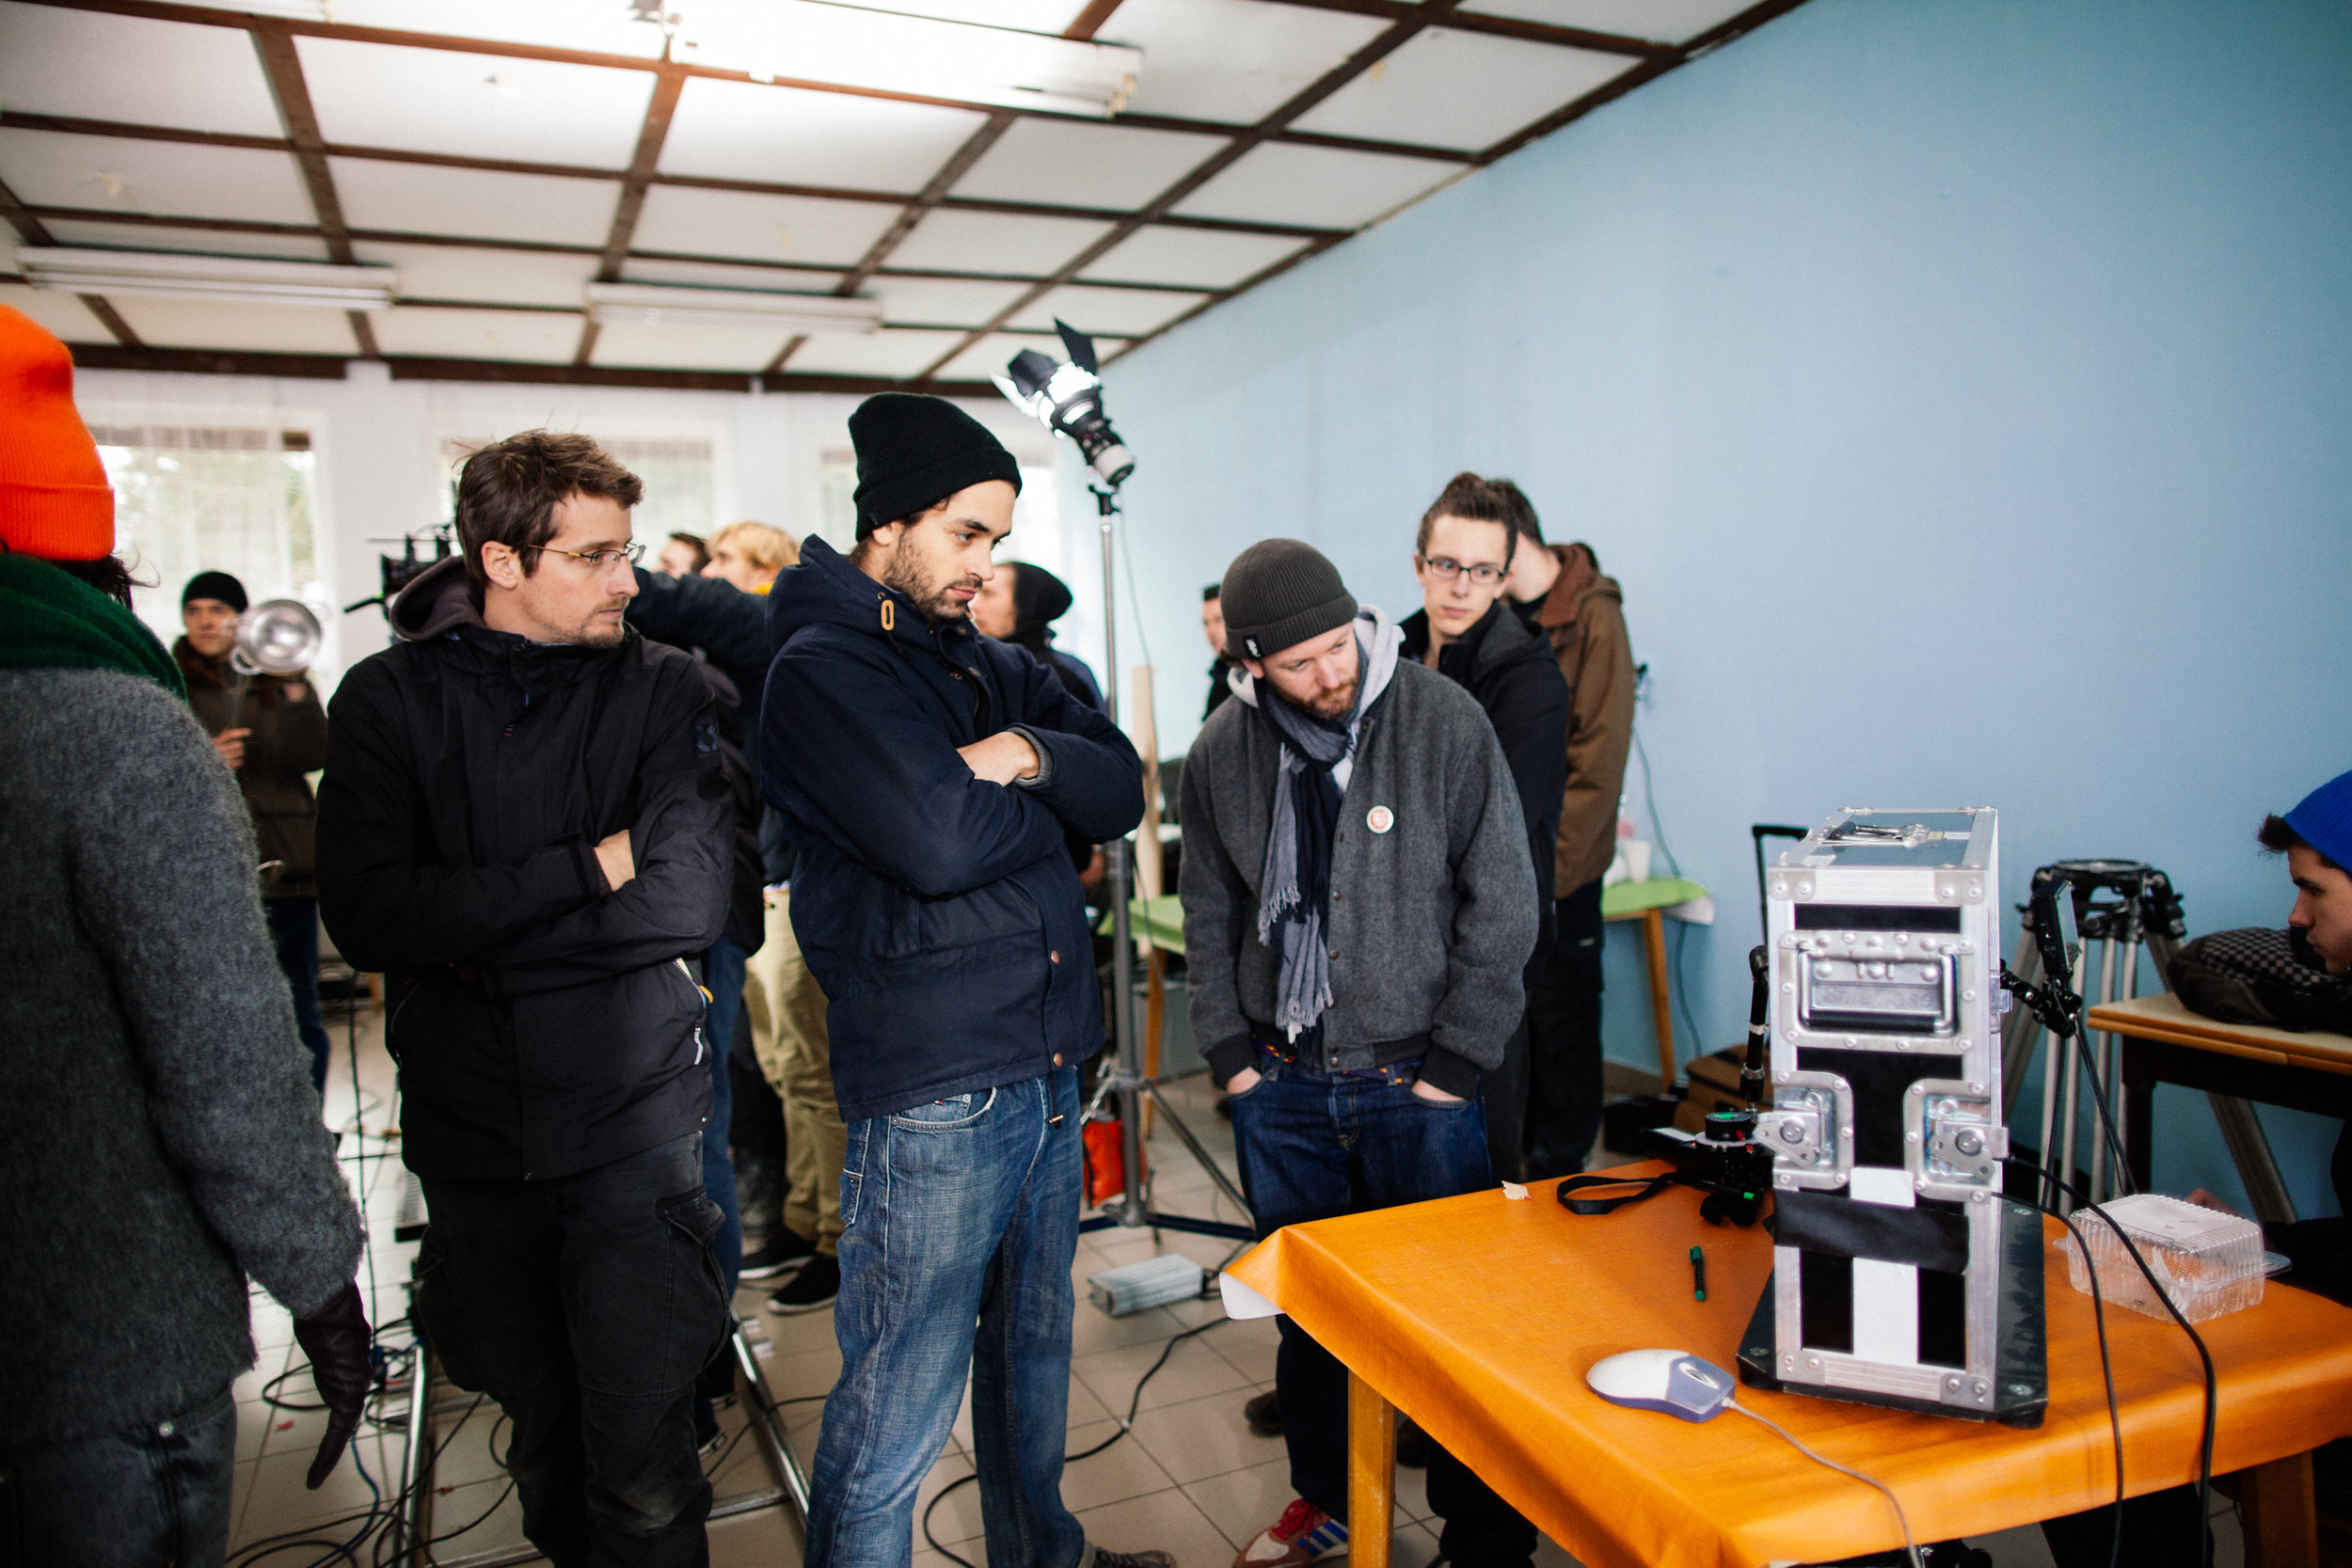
[{"x1": 1225, "y1": 1166, "x2": 2352, "y2": 1568}]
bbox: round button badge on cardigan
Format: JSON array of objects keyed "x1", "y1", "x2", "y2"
[{"x1": 1367, "y1": 806, "x2": 1394, "y2": 833}]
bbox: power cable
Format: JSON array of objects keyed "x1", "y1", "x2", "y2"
[{"x1": 1722, "y1": 1398, "x2": 1920, "y2": 1568}]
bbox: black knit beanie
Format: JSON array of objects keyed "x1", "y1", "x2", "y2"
[
  {"x1": 1218, "y1": 539, "x2": 1356, "y2": 661},
  {"x1": 1008, "y1": 561, "x2": 1074, "y2": 655},
  {"x1": 182, "y1": 569, "x2": 247, "y2": 612},
  {"x1": 849, "y1": 393, "x2": 1022, "y2": 538}
]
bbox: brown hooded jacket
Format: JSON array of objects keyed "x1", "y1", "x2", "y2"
[{"x1": 1519, "y1": 543, "x2": 1635, "y2": 896}]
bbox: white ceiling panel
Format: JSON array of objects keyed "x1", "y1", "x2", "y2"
[
  {"x1": 349, "y1": 243, "x2": 598, "y2": 307},
  {"x1": 591, "y1": 320, "x2": 789, "y2": 373},
  {"x1": 1293, "y1": 29, "x2": 1634, "y2": 150},
  {"x1": 0, "y1": 3, "x2": 283, "y2": 136},
  {"x1": 863, "y1": 275, "x2": 1030, "y2": 327},
  {"x1": 1101, "y1": 0, "x2": 1390, "y2": 125},
  {"x1": 950, "y1": 119, "x2": 1229, "y2": 211},
  {"x1": 933, "y1": 330, "x2": 1127, "y2": 384},
  {"x1": 1170, "y1": 142, "x2": 1458, "y2": 229},
  {"x1": 297, "y1": 40, "x2": 655, "y2": 169},
  {"x1": 39, "y1": 222, "x2": 332, "y2": 261},
  {"x1": 887, "y1": 210, "x2": 1113, "y2": 277},
  {"x1": 849, "y1": 0, "x2": 1089, "y2": 31},
  {"x1": 0, "y1": 130, "x2": 315, "y2": 225},
  {"x1": 1077, "y1": 225, "x2": 1305, "y2": 288},
  {"x1": 621, "y1": 257, "x2": 846, "y2": 292},
  {"x1": 661, "y1": 79, "x2": 989, "y2": 195},
  {"x1": 787, "y1": 327, "x2": 968, "y2": 378},
  {"x1": 1458, "y1": 0, "x2": 1756, "y2": 45},
  {"x1": 370, "y1": 306, "x2": 585, "y2": 362},
  {"x1": 1010, "y1": 283, "x2": 1208, "y2": 338},
  {"x1": 310, "y1": 1, "x2": 663, "y2": 57},
  {"x1": 0, "y1": 282, "x2": 112, "y2": 343},
  {"x1": 632, "y1": 185, "x2": 898, "y2": 268},
  {"x1": 109, "y1": 296, "x2": 359, "y2": 355},
  {"x1": 331, "y1": 159, "x2": 620, "y2": 246}
]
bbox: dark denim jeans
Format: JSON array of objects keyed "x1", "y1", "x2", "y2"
[
  {"x1": 1523, "y1": 879, "x2": 1605, "y2": 1180},
  {"x1": 806, "y1": 1068, "x2": 1086, "y2": 1568},
  {"x1": 265, "y1": 895, "x2": 331, "y2": 1095},
  {"x1": 0, "y1": 1385, "x2": 236, "y2": 1568},
  {"x1": 701, "y1": 937, "x2": 748, "y2": 1296},
  {"x1": 1230, "y1": 1045, "x2": 1538, "y2": 1568},
  {"x1": 416, "y1": 1133, "x2": 728, "y2": 1568}
]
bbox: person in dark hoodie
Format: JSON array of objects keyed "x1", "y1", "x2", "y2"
[
  {"x1": 1499, "y1": 482, "x2": 1637, "y2": 1180},
  {"x1": 316, "y1": 430, "x2": 733, "y2": 1565},
  {"x1": 1398, "y1": 473, "x2": 1570, "y2": 1183},
  {"x1": 0, "y1": 305, "x2": 369, "y2": 1566},
  {"x1": 969, "y1": 558, "x2": 1104, "y2": 709},
  {"x1": 758, "y1": 394, "x2": 1160, "y2": 1568}
]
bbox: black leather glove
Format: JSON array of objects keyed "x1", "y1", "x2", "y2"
[{"x1": 292, "y1": 1280, "x2": 373, "y2": 1489}]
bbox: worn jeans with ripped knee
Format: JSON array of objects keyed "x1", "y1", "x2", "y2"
[
  {"x1": 415, "y1": 1132, "x2": 727, "y2": 1568},
  {"x1": 805, "y1": 1068, "x2": 1087, "y2": 1568}
]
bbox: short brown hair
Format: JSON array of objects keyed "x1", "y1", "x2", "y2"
[
  {"x1": 1416, "y1": 472, "x2": 1520, "y2": 568},
  {"x1": 2260, "y1": 814, "x2": 2344, "y2": 873},
  {"x1": 454, "y1": 430, "x2": 644, "y2": 592},
  {"x1": 709, "y1": 520, "x2": 798, "y2": 573}
]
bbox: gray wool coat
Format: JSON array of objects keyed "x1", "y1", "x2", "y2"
[
  {"x1": 0, "y1": 667, "x2": 362, "y2": 1447},
  {"x1": 1179, "y1": 657, "x2": 1539, "y2": 1100}
]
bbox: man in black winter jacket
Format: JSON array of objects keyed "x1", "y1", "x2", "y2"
[
  {"x1": 318, "y1": 431, "x2": 733, "y2": 1567},
  {"x1": 1399, "y1": 473, "x2": 1571, "y2": 1180},
  {"x1": 759, "y1": 394, "x2": 1161, "y2": 1568}
]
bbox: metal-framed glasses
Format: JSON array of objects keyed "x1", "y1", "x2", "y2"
[
  {"x1": 1419, "y1": 554, "x2": 1508, "y2": 587},
  {"x1": 531, "y1": 542, "x2": 645, "y2": 570}
]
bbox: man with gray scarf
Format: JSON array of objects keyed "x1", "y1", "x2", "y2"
[{"x1": 1181, "y1": 539, "x2": 1540, "y2": 1568}]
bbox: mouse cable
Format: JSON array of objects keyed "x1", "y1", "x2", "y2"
[
  {"x1": 1721, "y1": 1397, "x2": 1921, "y2": 1568},
  {"x1": 2004, "y1": 1154, "x2": 2218, "y2": 1568}
]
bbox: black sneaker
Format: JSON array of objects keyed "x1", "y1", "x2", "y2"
[
  {"x1": 766, "y1": 1252, "x2": 839, "y2": 1315},
  {"x1": 1092, "y1": 1548, "x2": 1175, "y2": 1568},
  {"x1": 1244, "y1": 1388, "x2": 1281, "y2": 1437},
  {"x1": 739, "y1": 1229, "x2": 817, "y2": 1281}
]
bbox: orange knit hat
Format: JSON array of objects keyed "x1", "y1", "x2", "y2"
[{"x1": 0, "y1": 305, "x2": 115, "y2": 561}]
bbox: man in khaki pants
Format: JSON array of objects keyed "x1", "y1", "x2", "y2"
[{"x1": 739, "y1": 883, "x2": 845, "y2": 1311}]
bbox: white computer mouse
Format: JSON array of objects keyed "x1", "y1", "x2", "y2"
[{"x1": 1584, "y1": 1349, "x2": 1735, "y2": 1423}]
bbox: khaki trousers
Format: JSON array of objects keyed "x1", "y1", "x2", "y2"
[{"x1": 740, "y1": 888, "x2": 846, "y2": 1258}]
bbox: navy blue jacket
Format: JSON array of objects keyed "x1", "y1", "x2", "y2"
[{"x1": 760, "y1": 538, "x2": 1144, "y2": 1122}]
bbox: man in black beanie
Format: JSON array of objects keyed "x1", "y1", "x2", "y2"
[
  {"x1": 1181, "y1": 539, "x2": 1540, "y2": 1568},
  {"x1": 759, "y1": 393, "x2": 1164, "y2": 1568}
]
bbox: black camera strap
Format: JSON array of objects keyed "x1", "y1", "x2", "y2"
[{"x1": 1554, "y1": 1170, "x2": 1689, "y2": 1215}]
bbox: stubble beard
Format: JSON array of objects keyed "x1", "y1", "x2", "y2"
[
  {"x1": 1291, "y1": 678, "x2": 1358, "y2": 722},
  {"x1": 883, "y1": 548, "x2": 978, "y2": 626}
]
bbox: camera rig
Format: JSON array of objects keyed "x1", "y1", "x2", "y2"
[{"x1": 344, "y1": 525, "x2": 453, "y2": 616}]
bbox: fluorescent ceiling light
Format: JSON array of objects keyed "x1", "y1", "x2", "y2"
[
  {"x1": 663, "y1": 1, "x2": 1142, "y2": 118},
  {"x1": 16, "y1": 247, "x2": 397, "y2": 309},
  {"x1": 585, "y1": 282, "x2": 884, "y2": 333}
]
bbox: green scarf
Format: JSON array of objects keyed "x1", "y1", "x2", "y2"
[{"x1": 0, "y1": 552, "x2": 185, "y2": 698}]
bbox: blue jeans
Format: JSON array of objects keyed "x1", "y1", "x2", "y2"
[
  {"x1": 701, "y1": 938, "x2": 748, "y2": 1297},
  {"x1": 265, "y1": 896, "x2": 330, "y2": 1095},
  {"x1": 0, "y1": 1385, "x2": 236, "y2": 1567},
  {"x1": 1230, "y1": 1045, "x2": 1537, "y2": 1568},
  {"x1": 807, "y1": 1068, "x2": 1086, "y2": 1568}
]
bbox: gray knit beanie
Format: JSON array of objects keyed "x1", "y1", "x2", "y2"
[{"x1": 1218, "y1": 539, "x2": 1356, "y2": 661}]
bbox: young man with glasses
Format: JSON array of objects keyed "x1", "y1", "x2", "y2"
[
  {"x1": 1398, "y1": 474, "x2": 1570, "y2": 1183},
  {"x1": 318, "y1": 429, "x2": 736, "y2": 1565}
]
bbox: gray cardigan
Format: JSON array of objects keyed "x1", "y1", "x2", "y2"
[
  {"x1": 1180, "y1": 658, "x2": 1539, "y2": 1098},
  {"x1": 0, "y1": 668, "x2": 362, "y2": 1446}
]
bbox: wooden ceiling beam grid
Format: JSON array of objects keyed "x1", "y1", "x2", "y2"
[
  {"x1": 574, "y1": 62, "x2": 685, "y2": 366},
  {"x1": 248, "y1": 17, "x2": 377, "y2": 356}
]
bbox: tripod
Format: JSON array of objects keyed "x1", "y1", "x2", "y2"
[
  {"x1": 1078, "y1": 482, "x2": 1253, "y2": 1244},
  {"x1": 1997, "y1": 860, "x2": 2294, "y2": 1219}
]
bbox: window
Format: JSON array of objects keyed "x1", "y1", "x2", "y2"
[{"x1": 91, "y1": 423, "x2": 326, "y2": 654}]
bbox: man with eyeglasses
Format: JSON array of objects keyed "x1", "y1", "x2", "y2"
[
  {"x1": 1398, "y1": 474, "x2": 1570, "y2": 1184},
  {"x1": 317, "y1": 429, "x2": 735, "y2": 1565}
]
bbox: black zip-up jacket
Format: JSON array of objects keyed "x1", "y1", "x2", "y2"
[
  {"x1": 1401, "y1": 601, "x2": 1571, "y2": 917},
  {"x1": 759, "y1": 538, "x2": 1145, "y2": 1123},
  {"x1": 317, "y1": 557, "x2": 732, "y2": 1180}
]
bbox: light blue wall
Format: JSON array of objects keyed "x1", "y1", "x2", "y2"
[{"x1": 1104, "y1": 0, "x2": 2352, "y2": 1213}]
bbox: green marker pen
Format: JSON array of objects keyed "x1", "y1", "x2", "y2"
[{"x1": 1689, "y1": 1244, "x2": 1707, "y2": 1303}]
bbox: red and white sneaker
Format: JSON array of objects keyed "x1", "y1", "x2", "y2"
[{"x1": 1233, "y1": 1498, "x2": 1349, "y2": 1568}]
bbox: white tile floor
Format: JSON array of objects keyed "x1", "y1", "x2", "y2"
[{"x1": 228, "y1": 1006, "x2": 2247, "y2": 1567}]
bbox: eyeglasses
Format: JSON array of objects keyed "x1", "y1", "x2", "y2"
[
  {"x1": 1419, "y1": 554, "x2": 1507, "y2": 587},
  {"x1": 530, "y1": 542, "x2": 645, "y2": 571}
]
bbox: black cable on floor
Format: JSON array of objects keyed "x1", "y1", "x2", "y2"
[
  {"x1": 922, "y1": 1314, "x2": 1228, "y2": 1568},
  {"x1": 1998, "y1": 1174, "x2": 2125, "y2": 1568}
]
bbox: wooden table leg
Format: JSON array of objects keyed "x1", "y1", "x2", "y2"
[
  {"x1": 2237, "y1": 1451, "x2": 2318, "y2": 1568},
  {"x1": 1349, "y1": 1371, "x2": 1395, "y2": 1568},
  {"x1": 1642, "y1": 909, "x2": 1677, "y2": 1085}
]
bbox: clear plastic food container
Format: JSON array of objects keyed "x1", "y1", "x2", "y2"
[{"x1": 2058, "y1": 1193, "x2": 2265, "y2": 1323}]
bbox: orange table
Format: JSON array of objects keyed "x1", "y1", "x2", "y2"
[{"x1": 1224, "y1": 1166, "x2": 2352, "y2": 1568}]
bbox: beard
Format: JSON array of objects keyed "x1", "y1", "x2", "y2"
[
  {"x1": 1285, "y1": 677, "x2": 1358, "y2": 722},
  {"x1": 882, "y1": 548, "x2": 980, "y2": 626},
  {"x1": 572, "y1": 601, "x2": 629, "y2": 648}
]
